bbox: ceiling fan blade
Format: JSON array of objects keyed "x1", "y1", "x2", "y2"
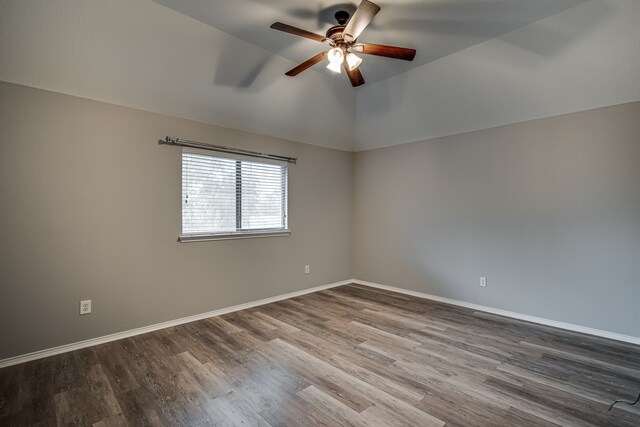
[
  {"x1": 285, "y1": 51, "x2": 328, "y2": 76},
  {"x1": 352, "y1": 43, "x2": 416, "y2": 61},
  {"x1": 270, "y1": 22, "x2": 327, "y2": 43},
  {"x1": 343, "y1": 0, "x2": 380, "y2": 43},
  {"x1": 343, "y1": 61, "x2": 365, "y2": 87}
]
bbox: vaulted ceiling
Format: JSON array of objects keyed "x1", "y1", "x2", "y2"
[
  {"x1": 1, "y1": 0, "x2": 639, "y2": 152},
  {"x1": 153, "y1": 0, "x2": 587, "y2": 85}
]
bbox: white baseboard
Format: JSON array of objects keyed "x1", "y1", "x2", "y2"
[
  {"x1": 3, "y1": 278, "x2": 638, "y2": 369},
  {"x1": 0, "y1": 280, "x2": 352, "y2": 369},
  {"x1": 352, "y1": 279, "x2": 640, "y2": 346}
]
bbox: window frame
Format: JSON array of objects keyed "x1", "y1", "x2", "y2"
[{"x1": 179, "y1": 149, "x2": 290, "y2": 242}]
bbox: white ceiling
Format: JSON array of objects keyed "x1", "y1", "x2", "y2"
[
  {"x1": 153, "y1": 0, "x2": 588, "y2": 85},
  {"x1": 0, "y1": 0, "x2": 356, "y2": 150},
  {"x1": 354, "y1": 0, "x2": 640, "y2": 150},
  {"x1": 1, "y1": 0, "x2": 638, "y2": 152}
]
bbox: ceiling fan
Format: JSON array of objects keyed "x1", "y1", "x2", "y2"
[{"x1": 270, "y1": 0, "x2": 416, "y2": 87}]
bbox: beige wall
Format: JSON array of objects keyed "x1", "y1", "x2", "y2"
[
  {"x1": 0, "y1": 82, "x2": 353, "y2": 359},
  {"x1": 2, "y1": 80, "x2": 639, "y2": 361},
  {"x1": 353, "y1": 101, "x2": 640, "y2": 337}
]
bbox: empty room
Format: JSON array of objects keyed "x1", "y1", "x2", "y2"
[{"x1": 1, "y1": 0, "x2": 639, "y2": 425}]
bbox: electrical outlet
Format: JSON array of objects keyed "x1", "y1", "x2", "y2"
[
  {"x1": 480, "y1": 277, "x2": 487, "y2": 287},
  {"x1": 80, "y1": 300, "x2": 92, "y2": 315},
  {"x1": 305, "y1": 265, "x2": 310, "y2": 274}
]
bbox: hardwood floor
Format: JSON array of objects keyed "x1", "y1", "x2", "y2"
[{"x1": 1, "y1": 283, "x2": 639, "y2": 426}]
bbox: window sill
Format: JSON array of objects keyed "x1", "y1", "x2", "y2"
[{"x1": 178, "y1": 230, "x2": 291, "y2": 243}]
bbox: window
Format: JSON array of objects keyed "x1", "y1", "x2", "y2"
[{"x1": 181, "y1": 151, "x2": 289, "y2": 241}]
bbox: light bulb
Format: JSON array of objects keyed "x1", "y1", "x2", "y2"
[
  {"x1": 326, "y1": 48, "x2": 344, "y2": 73},
  {"x1": 346, "y1": 52, "x2": 362, "y2": 71},
  {"x1": 326, "y1": 60, "x2": 342, "y2": 73}
]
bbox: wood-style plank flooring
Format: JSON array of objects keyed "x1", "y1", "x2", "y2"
[{"x1": 1, "y1": 283, "x2": 639, "y2": 426}]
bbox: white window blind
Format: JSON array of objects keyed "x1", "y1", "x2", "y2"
[{"x1": 182, "y1": 152, "x2": 288, "y2": 239}]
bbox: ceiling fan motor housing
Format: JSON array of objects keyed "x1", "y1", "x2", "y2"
[{"x1": 326, "y1": 25, "x2": 348, "y2": 47}]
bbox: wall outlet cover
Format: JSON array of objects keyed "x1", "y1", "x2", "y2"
[{"x1": 80, "y1": 300, "x2": 92, "y2": 315}]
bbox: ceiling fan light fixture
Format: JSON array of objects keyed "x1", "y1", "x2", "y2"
[
  {"x1": 326, "y1": 47, "x2": 344, "y2": 73},
  {"x1": 346, "y1": 52, "x2": 362, "y2": 71},
  {"x1": 271, "y1": 0, "x2": 416, "y2": 87}
]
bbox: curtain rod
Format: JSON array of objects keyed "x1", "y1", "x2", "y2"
[{"x1": 158, "y1": 136, "x2": 298, "y2": 164}]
